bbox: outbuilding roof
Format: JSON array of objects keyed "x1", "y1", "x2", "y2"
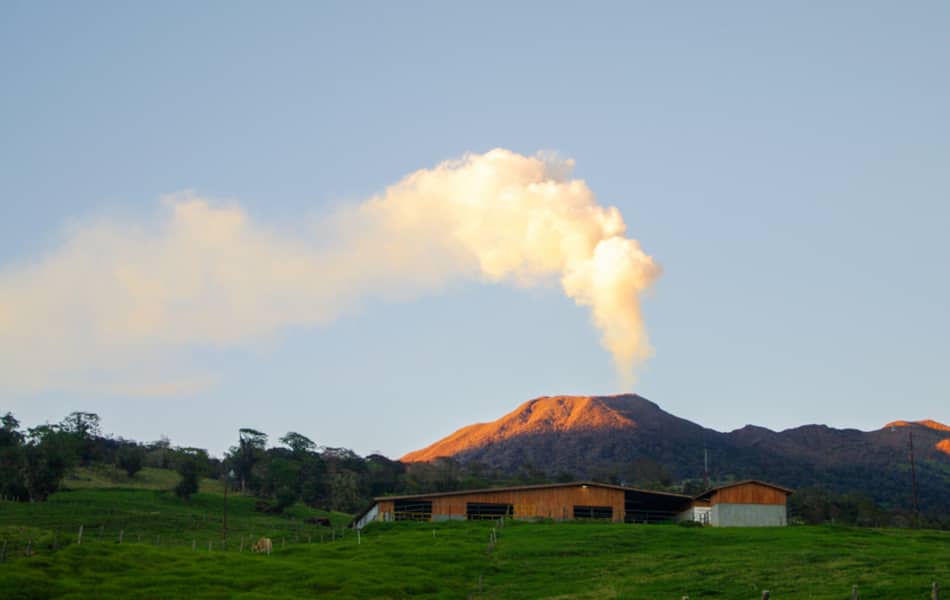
[{"x1": 693, "y1": 479, "x2": 795, "y2": 501}]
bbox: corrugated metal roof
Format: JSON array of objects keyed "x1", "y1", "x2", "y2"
[{"x1": 373, "y1": 481, "x2": 692, "y2": 502}]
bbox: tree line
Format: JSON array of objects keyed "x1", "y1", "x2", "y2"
[
  {"x1": 0, "y1": 411, "x2": 556, "y2": 513},
  {"x1": 3, "y1": 411, "x2": 947, "y2": 529}
]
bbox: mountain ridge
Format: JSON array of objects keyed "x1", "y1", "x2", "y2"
[{"x1": 402, "y1": 394, "x2": 950, "y2": 513}]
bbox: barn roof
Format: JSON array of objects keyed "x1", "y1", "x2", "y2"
[
  {"x1": 693, "y1": 479, "x2": 794, "y2": 501},
  {"x1": 373, "y1": 481, "x2": 692, "y2": 502}
]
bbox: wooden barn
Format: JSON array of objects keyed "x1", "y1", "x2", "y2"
[
  {"x1": 351, "y1": 480, "x2": 792, "y2": 529},
  {"x1": 683, "y1": 480, "x2": 793, "y2": 527}
]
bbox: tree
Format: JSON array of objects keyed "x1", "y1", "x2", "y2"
[
  {"x1": 0, "y1": 413, "x2": 27, "y2": 500},
  {"x1": 279, "y1": 432, "x2": 316, "y2": 456},
  {"x1": 229, "y1": 429, "x2": 267, "y2": 493},
  {"x1": 174, "y1": 450, "x2": 202, "y2": 501},
  {"x1": 21, "y1": 425, "x2": 77, "y2": 501},
  {"x1": 59, "y1": 412, "x2": 102, "y2": 465},
  {"x1": 117, "y1": 445, "x2": 146, "y2": 478}
]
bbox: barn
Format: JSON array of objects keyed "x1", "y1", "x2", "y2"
[
  {"x1": 351, "y1": 480, "x2": 792, "y2": 529},
  {"x1": 683, "y1": 480, "x2": 793, "y2": 527}
]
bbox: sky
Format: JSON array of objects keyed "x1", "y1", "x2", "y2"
[{"x1": 1, "y1": 1, "x2": 948, "y2": 458}]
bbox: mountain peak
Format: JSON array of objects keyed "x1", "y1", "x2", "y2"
[
  {"x1": 883, "y1": 419, "x2": 950, "y2": 432},
  {"x1": 401, "y1": 395, "x2": 643, "y2": 463}
]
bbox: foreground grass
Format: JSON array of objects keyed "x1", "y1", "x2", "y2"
[
  {"x1": 1, "y1": 514, "x2": 948, "y2": 599},
  {"x1": 0, "y1": 488, "x2": 351, "y2": 557}
]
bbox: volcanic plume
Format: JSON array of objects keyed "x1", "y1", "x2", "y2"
[{"x1": 0, "y1": 149, "x2": 660, "y2": 392}]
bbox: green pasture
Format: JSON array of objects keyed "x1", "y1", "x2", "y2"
[
  {"x1": 1, "y1": 485, "x2": 948, "y2": 598},
  {"x1": 60, "y1": 466, "x2": 225, "y2": 494}
]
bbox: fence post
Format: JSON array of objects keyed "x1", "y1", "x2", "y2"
[
  {"x1": 852, "y1": 584, "x2": 859, "y2": 599},
  {"x1": 118, "y1": 530, "x2": 124, "y2": 544},
  {"x1": 192, "y1": 539, "x2": 196, "y2": 551},
  {"x1": 762, "y1": 592, "x2": 770, "y2": 600},
  {"x1": 77, "y1": 525, "x2": 83, "y2": 545},
  {"x1": 933, "y1": 582, "x2": 940, "y2": 600}
]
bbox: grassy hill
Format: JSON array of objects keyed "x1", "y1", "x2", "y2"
[
  {"x1": 61, "y1": 465, "x2": 225, "y2": 494},
  {"x1": 2, "y1": 487, "x2": 949, "y2": 599}
]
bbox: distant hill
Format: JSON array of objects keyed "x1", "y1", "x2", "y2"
[{"x1": 402, "y1": 394, "x2": 950, "y2": 514}]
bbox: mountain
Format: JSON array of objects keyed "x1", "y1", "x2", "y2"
[{"x1": 402, "y1": 394, "x2": 950, "y2": 514}]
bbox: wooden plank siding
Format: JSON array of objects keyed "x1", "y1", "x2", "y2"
[
  {"x1": 710, "y1": 482, "x2": 787, "y2": 506},
  {"x1": 430, "y1": 486, "x2": 625, "y2": 522},
  {"x1": 376, "y1": 486, "x2": 625, "y2": 522},
  {"x1": 369, "y1": 480, "x2": 791, "y2": 526}
]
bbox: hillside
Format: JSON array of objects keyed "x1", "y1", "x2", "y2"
[{"x1": 403, "y1": 394, "x2": 950, "y2": 514}]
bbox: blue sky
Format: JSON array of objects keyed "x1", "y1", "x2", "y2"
[{"x1": 1, "y1": 1, "x2": 948, "y2": 457}]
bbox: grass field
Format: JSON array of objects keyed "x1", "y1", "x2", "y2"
[
  {"x1": 1, "y1": 476, "x2": 948, "y2": 599},
  {"x1": 60, "y1": 466, "x2": 225, "y2": 494}
]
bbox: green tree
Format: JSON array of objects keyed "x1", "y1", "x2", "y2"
[
  {"x1": 0, "y1": 413, "x2": 27, "y2": 500},
  {"x1": 117, "y1": 445, "x2": 146, "y2": 478},
  {"x1": 22, "y1": 425, "x2": 77, "y2": 501},
  {"x1": 58, "y1": 412, "x2": 102, "y2": 465},
  {"x1": 174, "y1": 450, "x2": 203, "y2": 501},
  {"x1": 229, "y1": 429, "x2": 267, "y2": 493},
  {"x1": 279, "y1": 431, "x2": 316, "y2": 456}
]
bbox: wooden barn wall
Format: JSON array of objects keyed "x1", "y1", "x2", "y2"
[
  {"x1": 712, "y1": 483, "x2": 786, "y2": 505},
  {"x1": 431, "y1": 487, "x2": 625, "y2": 521},
  {"x1": 377, "y1": 487, "x2": 626, "y2": 521}
]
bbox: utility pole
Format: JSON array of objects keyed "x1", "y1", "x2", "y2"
[
  {"x1": 223, "y1": 469, "x2": 235, "y2": 541},
  {"x1": 703, "y1": 445, "x2": 709, "y2": 490},
  {"x1": 909, "y1": 430, "x2": 920, "y2": 527}
]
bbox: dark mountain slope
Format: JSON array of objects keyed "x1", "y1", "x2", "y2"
[{"x1": 403, "y1": 394, "x2": 950, "y2": 514}]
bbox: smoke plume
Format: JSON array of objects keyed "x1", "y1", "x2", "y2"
[{"x1": 0, "y1": 149, "x2": 660, "y2": 393}]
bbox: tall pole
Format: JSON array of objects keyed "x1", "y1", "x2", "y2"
[
  {"x1": 909, "y1": 430, "x2": 920, "y2": 527},
  {"x1": 703, "y1": 445, "x2": 709, "y2": 490},
  {"x1": 223, "y1": 473, "x2": 229, "y2": 541}
]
